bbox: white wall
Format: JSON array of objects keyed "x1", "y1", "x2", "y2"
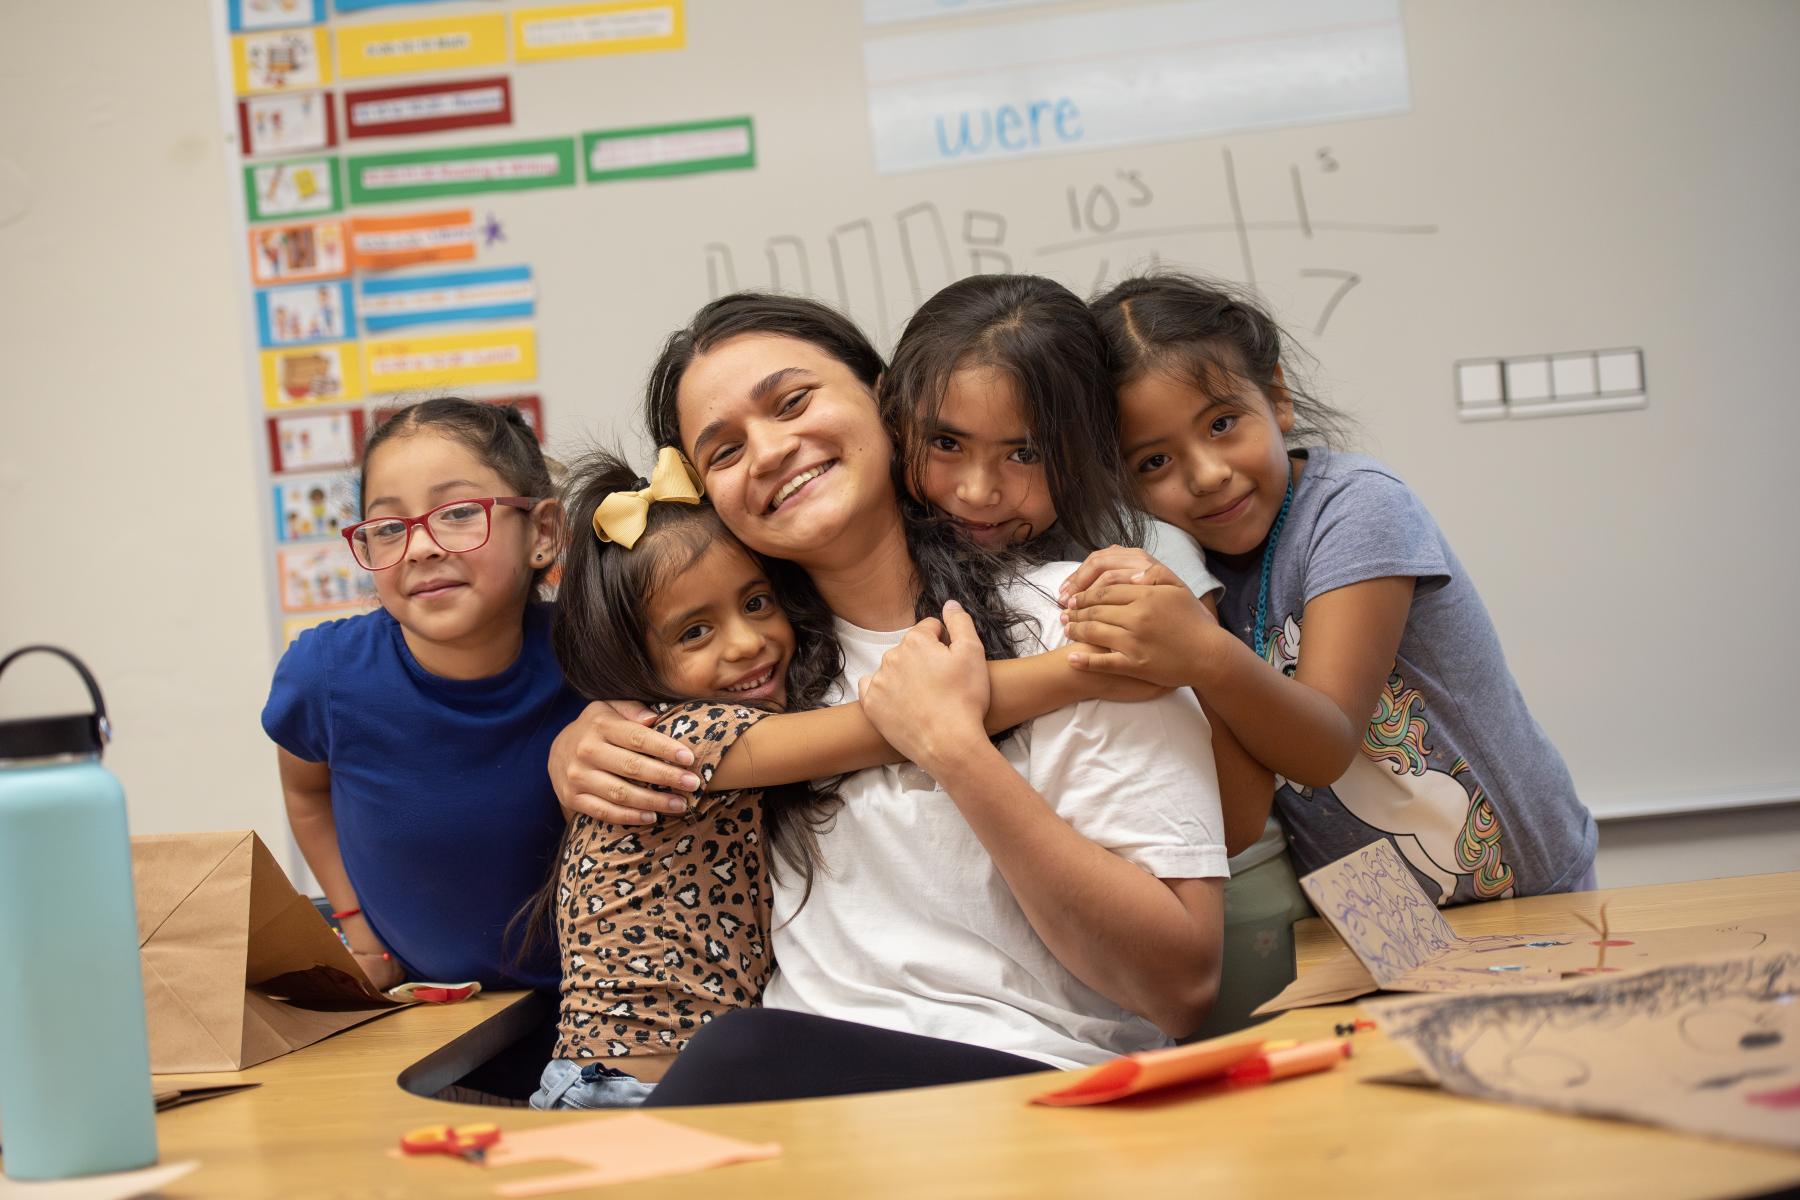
[{"x1": 1, "y1": 1, "x2": 1795, "y2": 887}]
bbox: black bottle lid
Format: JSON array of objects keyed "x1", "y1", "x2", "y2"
[{"x1": 0, "y1": 646, "x2": 112, "y2": 762}]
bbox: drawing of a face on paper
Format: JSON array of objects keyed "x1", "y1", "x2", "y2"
[{"x1": 1370, "y1": 951, "x2": 1800, "y2": 1150}]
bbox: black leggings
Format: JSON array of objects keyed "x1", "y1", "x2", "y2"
[{"x1": 641, "y1": 1009, "x2": 1050, "y2": 1107}]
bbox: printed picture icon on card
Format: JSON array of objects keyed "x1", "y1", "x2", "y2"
[
  {"x1": 245, "y1": 158, "x2": 343, "y2": 222},
  {"x1": 239, "y1": 91, "x2": 337, "y2": 157},
  {"x1": 250, "y1": 218, "x2": 348, "y2": 285},
  {"x1": 278, "y1": 543, "x2": 375, "y2": 613},
  {"x1": 228, "y1": 0, "x2": 325, "y2": 33},
  {"x1": 274, "y1": 475, "x2": 359, "y2": 543},
  {"x1": 260, "y1": 343, "x2": 362, "y2": 408},
  {"x1": 232, "y1": 28, "x2": 331, "y2": 94},
  {"x1": 267, "y1": 409, "x2": 366, "y2": 474},
  {"x1": 257, "y1": 281, "x2": 355, "y2": 347}
]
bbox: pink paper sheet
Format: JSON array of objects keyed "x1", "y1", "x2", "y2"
[{"x1": 484, "y1": 1113, "x2": 779, "y2": 1197}]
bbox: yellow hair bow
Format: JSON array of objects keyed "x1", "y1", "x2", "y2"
[{"x1": 592, "y1": 446, "x2": 704, "y2": 549}]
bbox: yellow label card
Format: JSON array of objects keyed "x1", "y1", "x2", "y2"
[
  {"x1": 364, "y1": 327, "x2": 537, "y2": 391},
  {"x1": 513, "y1": 2, "x2": 684, "y2": 62},
  {"x1": 260, "y1": 343, "x2": 364, "y2": 409},
  {"x1": 335, "y1": 14, "x2": 508, "y2": 79}
]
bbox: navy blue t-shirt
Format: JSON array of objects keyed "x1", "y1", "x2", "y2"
[{"x1": 262, "y1": 603, "x2": 584, "y2": 990}]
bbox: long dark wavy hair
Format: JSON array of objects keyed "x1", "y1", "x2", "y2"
[
  {"x1": 644, "y1": 291, "x2": 1037, "y2": 669},
  {"x1": 1089, "y1": 272, "x2": 1354, "y2": 449},
  {"x1": 881, "y1": 274, "x2": 1144, "y2": 557}
]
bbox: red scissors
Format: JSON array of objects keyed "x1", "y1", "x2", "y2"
[{"x1": 400, "y1": 1122, "x2": 502, "y2": 1164}]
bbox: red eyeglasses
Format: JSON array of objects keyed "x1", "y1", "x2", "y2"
[{"x1": 341, "y1": 496, "x2": 540, "y2": 571}]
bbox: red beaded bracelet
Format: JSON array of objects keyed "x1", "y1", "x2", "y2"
[{"x1": 330, "y1": 907, "x2": 361, "y2": 920}]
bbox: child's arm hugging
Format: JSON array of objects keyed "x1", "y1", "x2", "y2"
[{"x1": 547, "y1": 650, "x2": 1166, "y2": 824}]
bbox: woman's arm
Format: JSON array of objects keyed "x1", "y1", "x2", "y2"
[
  {"x1": 1065, "y1": 575, "x2": 1414, "y2": 788},
  {"x1": 276, "y1": 749, "x2": 402, "y2": 989},
  {"x1": 859, "y1": 604, "x2": 1224, "y2": 1039}
]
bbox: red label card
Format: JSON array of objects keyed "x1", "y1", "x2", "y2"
[{"x1": 343, "y1": 78, "x2": 513, "y2": 139}]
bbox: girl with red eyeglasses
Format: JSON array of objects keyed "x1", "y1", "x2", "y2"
[{"x1": 262, "y1": 398, "x2": 582, "y2": 993}]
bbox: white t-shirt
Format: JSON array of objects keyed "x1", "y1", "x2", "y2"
[
  {"x1": 763, "y1": 562, "x2": 1229, "y2": 1069},
  {"x1": 1144, "y1": 519, "x2": 1224, "y2": 599}
]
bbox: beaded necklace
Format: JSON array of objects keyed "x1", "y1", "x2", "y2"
[{"x1": 1250, "y1": 479, "x2": 1295, "y2": 662}]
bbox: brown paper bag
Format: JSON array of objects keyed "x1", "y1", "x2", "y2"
[{"x1": 132, "y1": 830, "x2": 409, "y2": 1073}]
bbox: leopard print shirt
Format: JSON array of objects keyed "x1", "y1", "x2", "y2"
[{"x1": 552, "y1": 701, "x2": 772, "y2": 1060}]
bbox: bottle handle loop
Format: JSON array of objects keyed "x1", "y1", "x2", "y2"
[{"x1": 0, "y1": 646, "x2": 112, "y2": 747}]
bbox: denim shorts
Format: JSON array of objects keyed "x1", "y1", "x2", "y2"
[{"x1": 529, "y1": 1058, "x2": 657, "y2": 1110}]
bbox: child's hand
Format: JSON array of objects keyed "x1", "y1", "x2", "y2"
[
  {"x1": 1061, "y1": 581, "x2": 1221, "y2": 689},
  {"x1": 858, "y1": 601, "x2": 991, "y2": 774},
  {"x1": 353, "y1": 948, "x2": 404, "y2": 991},
  {"x1": 549, "y1": 701, "x2": 703, "y2": 825},
  {"x1": 1057, "y1": 545, "x2": 1186, "y2": 606},
  {"x1": 1066, "y1": 648, "x2": 1173, "y2": 702}
]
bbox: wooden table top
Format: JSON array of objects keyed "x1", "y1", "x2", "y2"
[{"x1": 27, "y1": 872, "x2": 1800, "y2": 1198}]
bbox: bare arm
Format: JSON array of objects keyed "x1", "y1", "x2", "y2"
[
  {"x1": 1065, "y1": 574, "x2": 1414, "y2": 788},
  {"x1": 553, "y1": 651, "x2": 1166, "y2": 814},
  {"x1": 708, "y1": 647, "x2": 1161, "y2": 791},
  {"x1": 860, "y1": 606, "x2": 1223, "y2": 1038},
  {"x1": 276, "y1": 748, "x2": 402, "y2": 989},
  {"x1": 1204, "y1": 696, "x2": 1276, "y2": 857}
]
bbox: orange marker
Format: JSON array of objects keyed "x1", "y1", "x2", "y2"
[{"x1": 1224, "y1": 1038, "x2": 1351, "y2": 1085}]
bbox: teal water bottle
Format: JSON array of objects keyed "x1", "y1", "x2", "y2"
[{"x1": 0, "y1": 646, "x2": 158, "y2": 1180}]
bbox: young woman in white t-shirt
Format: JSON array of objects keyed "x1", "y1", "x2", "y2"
[{"x1": 560, "y1": 293, "x2": 1229, "y2": 1104}]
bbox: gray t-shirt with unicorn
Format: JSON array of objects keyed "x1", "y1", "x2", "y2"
[{"x1": 1210, "y1": 447, "x2": 1596, "y2": 904}]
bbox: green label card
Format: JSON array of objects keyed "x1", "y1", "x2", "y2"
[
  {"x1": 582, "y1": 117, "x2": 755, "y2": 183},
  {"x1": 347, "y1": 138, "x2": 578, "y2": 203}
]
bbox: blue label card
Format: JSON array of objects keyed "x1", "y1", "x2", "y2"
[{"x1": 359, "y1": 265, "x2": 534, "y2": 332}]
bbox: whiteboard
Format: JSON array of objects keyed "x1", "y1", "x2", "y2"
[{"x1": 230, "y1": 0, "x2": 1800, "y2": 822}]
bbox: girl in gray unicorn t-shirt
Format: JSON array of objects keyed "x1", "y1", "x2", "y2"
[{"x1": 1060, "y1": 273, "x2": 1595, "y2": 905}]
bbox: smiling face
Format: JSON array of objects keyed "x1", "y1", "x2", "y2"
[
  {"x1": 359, "y1": 429, "x2": 556, "y2": 670},
  {"x1": 676, "y1": 333, "x2": 897, "y2": 569},
  {"x1": 916, "y1": 364, "x2": 1056, "y2": 551},
  {"x1": 644, "y1": 538, "x2": 793, "y2": 707},
  {"x1": 1118, "y1": 364, "x2": 1295, "y2": 563}
]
